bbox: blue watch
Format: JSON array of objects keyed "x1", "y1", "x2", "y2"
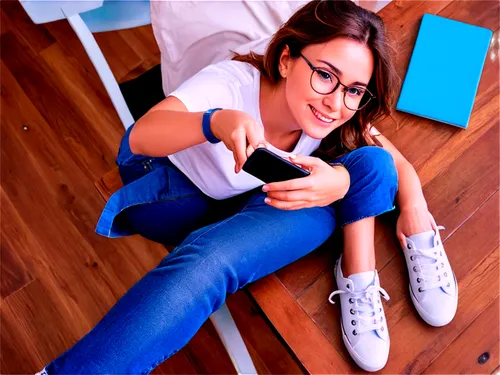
[{"x1": 202, "y1": 108, "x2": 223, "y2": 144}]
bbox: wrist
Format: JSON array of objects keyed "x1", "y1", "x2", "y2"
[
  {"x1": 202, "y1": 108, "x2": 223, "y2": 143},
  {"x1": 332, "y1": 164, "x2": 350, "y2": 196},
  {"x1": 399, "y1": 199, "x2": 428, "y2": 214}
]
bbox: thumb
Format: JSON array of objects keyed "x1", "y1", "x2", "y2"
[
  {"x1": 397, "y1": 231, "x2": 407, "y2": 250},
  {"x1": 428, "y1": 211, "x2": 438, "y2": 232},
  {"x1": 289, "y1": 154, "x2": 319, "y2": 168}
]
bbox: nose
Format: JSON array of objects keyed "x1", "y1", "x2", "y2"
[{"x1": 322, "y1": 87, "x2": 344, "y2": 112}]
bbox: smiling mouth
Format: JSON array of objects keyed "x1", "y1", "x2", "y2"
[{"x1": 309, "y1": 105, "x2": 335, "y2": 124}]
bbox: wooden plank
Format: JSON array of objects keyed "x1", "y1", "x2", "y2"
[
  {"x1": 1, "y1": 8, "x2": 13, "y2": 35},
  {"x1": 380, "y1": 187, "x2": 499, "y2": 373},
  {"x1": 422, "y1": 123, "x2": 499, "y2": 239},
  {"x1": 1, "y1": 0, "x2": 55, "y2": 54},
  {"x1": 418, "y1": 73, "x2": 499, "y2": 187},
  {"x1": 117, "y1": 26, "x2": 160, "y2": 64},
  {"x1": 94, "y1": 168, "x2": 124, "y2": 201},
  {"x1": 1, "y1": 57, "x2": 167, "y2": 285},
  {"x1": 42, "y1": 18, "x2": 118, "y2": 104},
  {"x1": 39, "y1": 43, "x2": 125, "y2": 153},
  {"x1": 0, "y1": 106, "x2": 126, "y2": 328},
  {"x1": 275, "y1": 239, "x2": 335, "y2": 298},
  {"x1": 153, "y1": 351, "x2": 198, "y2": 375},
  {"x1": 391, "y1": 246, "x2": 499, "y2": 373},
  {"x1": 118, "y1": 27, "x2": 161, "y2": 82},
  {"x1": 249, "y1": 273, "x2": 356, "y2": 374},
  {"x1": 181, "y1": 322, "x2": 237, "y2": 375},
  {"x1": 1, "y1": 188, "x2": 37, "y2": 299},
  {"x1": 438, "y1": 0, "x2": 500, "y2": 30},
  {"x1": 0, "y1": 303, "x2": 42, "y2": 373},
  {"x1": 93, "y1": 30, "x2": 144, "y2": 83},
  {"x1": 227, "y1": 290, "x2": 306, "y2": 375},
  {"x1": 1, "y1": 31, "x2": 116, "y2": 182},
  {"x1": 1, "y1": 277, "x2": 91, "y2": 373},
  {"x1": 422, "y1": 295, "x2": 500, "y2": 374}
]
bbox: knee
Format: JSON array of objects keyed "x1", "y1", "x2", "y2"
[
  {"x1": 345, "y1": 146, "x2": 398, "y2": 187},
  {"x1": 155, "y1": 245, "x2": 241, "y2": 312}
]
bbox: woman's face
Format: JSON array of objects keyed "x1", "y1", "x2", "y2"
[{"x1": 280, "y1": 37, "x2": 374, "y2": 139}]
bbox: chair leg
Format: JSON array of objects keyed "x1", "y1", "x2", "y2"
[
  {"x1": 63, "y1": 11, "x2": 135, "y2": 130},
  {"x1": 210, "y1": 303, "x2": 258, "y2": 374}
]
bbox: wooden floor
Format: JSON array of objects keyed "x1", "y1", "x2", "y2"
[{"x1": 1, "y1": 1, "x2": 498, "y2": 374}]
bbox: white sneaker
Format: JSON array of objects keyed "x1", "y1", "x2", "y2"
[
  {"x1": 329, "y1": 255, "x2": 390, "y2": 372},
  {"x1": 403, "y1": 226, "x2": 458, "y2": 327}
]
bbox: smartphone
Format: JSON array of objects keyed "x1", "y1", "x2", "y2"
[{"x1": 242, "y1": 147, "x2": 310, "y2": 184}]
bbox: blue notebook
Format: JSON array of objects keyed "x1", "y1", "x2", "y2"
[{"x1": 396, "y1": 14, "x2": 492, "y2": 128}]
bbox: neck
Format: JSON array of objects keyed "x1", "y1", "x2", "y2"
[{"x1": 259, "y1": 76, "x2": 301, "y2": 149}]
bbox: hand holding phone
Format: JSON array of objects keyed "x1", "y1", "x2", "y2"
[
  {"x1": 210, "y1": 109, "x2": 268, "y2": 173},
  {"x1": 245, "y1": 152, "x2": 350, "y2": 211},
  {"x1": 242, "y1": 148, "x2": 310, "y2": 183}
]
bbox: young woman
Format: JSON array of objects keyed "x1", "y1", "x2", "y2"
[{"x1": 38, "y1": 0, "x2": 457, "y2": 373}]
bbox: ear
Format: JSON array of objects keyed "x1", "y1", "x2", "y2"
[{"x1": 278, "y1": 45, "x2": 291, "y2": 78}]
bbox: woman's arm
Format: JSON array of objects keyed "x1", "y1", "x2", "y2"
[
  {"x1": 129, "y1": 96, "x2": 207, "y2": 157},
  {"x1": 370, "y1": 127, "x2": 436, "y2": 245},
  {"x1": 369, "y1": 127, "x2": 427, "y2": 210}
]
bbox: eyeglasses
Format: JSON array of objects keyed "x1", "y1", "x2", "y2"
[{"x1": 299, "y1": 53, "x2": 375, "y2": 111}]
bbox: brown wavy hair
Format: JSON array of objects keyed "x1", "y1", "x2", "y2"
[{"x1": 232, "y1": 0, "x2": 398, "y2": 160}]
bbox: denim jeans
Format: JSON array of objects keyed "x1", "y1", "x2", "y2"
[{"x1": 43, "y1": 125, "x2": 398, "y2": 374}]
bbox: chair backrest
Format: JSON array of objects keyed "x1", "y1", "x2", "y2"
[{"x1": 81, "y1": 0, "x2": 151, "y2": 33}]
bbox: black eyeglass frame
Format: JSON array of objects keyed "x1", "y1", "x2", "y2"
[{"x1": 299, "y1": 53, "x2": 376, "y2": 111}]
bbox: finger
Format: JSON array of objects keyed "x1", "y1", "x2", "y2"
[
  {"x1": 397, "y1": 232, "x2": 407, "y2": 249},
  {"x1": 288, "y1": 154, "x2": 320, "y2": 168},
  {"x1": 233, "y1": 154, "x2": 239, "y2": 174},
  {"x1": 246, "y1": 122, "x2": 267, "y2": 148},
  {"x1": 264, "y1": 197, "x2": 310, "y2": 211},
  {"x1": 233, "y1": 130, "x2": 247, "y2": 173},
  {"x1": 246, "y1": 144, "x2": 255, "y2": 158},
  {"x1": 263, "y1": 176, "x2": 313, "y2": 192},
  {"x1": 267, "y1": 190, "x2": 312, "y2": 202},
  {"x1": 428, "y1": 212, "x2": 438, "y2": 232}
]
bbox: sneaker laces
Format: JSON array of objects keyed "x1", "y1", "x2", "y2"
[
  {"x1": 329, "y1": 285, "x2": 390, "y2": 334},
  {"x1": 409, "y1": 226, "x2": 449, "y2": 292}
]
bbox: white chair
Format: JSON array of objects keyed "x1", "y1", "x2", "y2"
[{"x1": 19, "y1": 1, "x2": 257, "y2": 372}]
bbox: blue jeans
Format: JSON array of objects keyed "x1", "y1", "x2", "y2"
[{"x1": 44, "y1": 127, "x2": 398, "y2": 374}]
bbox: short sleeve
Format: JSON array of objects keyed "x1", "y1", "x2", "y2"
[{"x1": 168, "y1": 64, "x2": 240, "y2": 113}]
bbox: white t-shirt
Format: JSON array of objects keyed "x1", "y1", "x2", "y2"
[{"x1": 168, "y1": 60, "x2": 322, "y2": 200}]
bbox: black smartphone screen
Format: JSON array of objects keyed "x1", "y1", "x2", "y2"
[{"x1": 242, "y1": 148, "x2": 310, "y2": 184}]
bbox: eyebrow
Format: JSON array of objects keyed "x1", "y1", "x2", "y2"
[{"x1": 317, "y1": 59, "x2": 369, "y2": 87}]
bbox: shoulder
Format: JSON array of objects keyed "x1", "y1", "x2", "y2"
[
  {"x1": 168, "y1": 60, "x2": 258, "y2": 112},
  {"x1": 208, "y1": 60, "x2": 260, "y2": 87}
]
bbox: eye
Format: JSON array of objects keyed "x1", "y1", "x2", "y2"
[
  {"x1": 346, "y1": 87, "x2": 365, "y2": 96},
  {"x1": 316, "y1": 69, "x2": 332, "y2": 81}
]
